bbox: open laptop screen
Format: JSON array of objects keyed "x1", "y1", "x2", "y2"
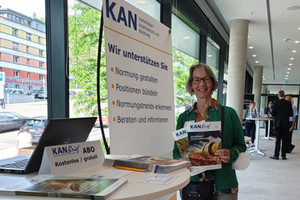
[{"x1": 0, "y1": 117, "x2": 97, "y2": 174}]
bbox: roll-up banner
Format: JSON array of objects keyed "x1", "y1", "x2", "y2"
[{"x1": 103, "y1": 0, "x2": 174, "y2": 156}]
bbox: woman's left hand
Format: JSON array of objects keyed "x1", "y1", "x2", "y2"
[{"x1": 215, "y1": 149, "x2": 230, "y2": 163}]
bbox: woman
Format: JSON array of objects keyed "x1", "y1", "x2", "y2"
[
  {"x1": 244, "y1": 101, "x2": 258, "y2": 146},
  {"x1": 173, "y1": 63, "x2": 246, "y2": 200}
]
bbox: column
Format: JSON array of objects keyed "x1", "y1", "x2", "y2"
[
  {"x1": 226, "y1": 19, "x2": 249, "y2": 122},
  {"x1": 253, "y1": 66, "x2": 263, "y2": 116},
  {"x1": 261, "y1": 85, "x2": 267, "y2": 115}
]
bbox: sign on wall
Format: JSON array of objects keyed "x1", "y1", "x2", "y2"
[{"x1": 103, "y1": 0, "x2": 174, "y2": 156}]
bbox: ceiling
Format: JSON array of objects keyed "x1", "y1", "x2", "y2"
[{"x1": 204, "y1": 0, "x2": 300, "y2": 94}]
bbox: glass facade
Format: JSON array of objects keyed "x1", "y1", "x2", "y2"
[
  {"x1": 206, "y1": 37, "x2": 220, "y2": 100},
  {"x1": 0, "y1": 0, "x2": 47, "y2": 159}
]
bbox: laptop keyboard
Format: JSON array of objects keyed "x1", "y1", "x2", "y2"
[{"x1": 0, "y1": 159, "x2": 28, "y2": 169}]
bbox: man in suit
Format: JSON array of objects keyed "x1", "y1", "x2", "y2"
[
  {"x1": 285, "y1": 96, "x2": 298, "y2": 153},
  {"x1": 264, "y1": 101, "x2": 274, "y2": 137},
  {"x1": 270, "y1": 90, "x2": 293, "y2": 160}
]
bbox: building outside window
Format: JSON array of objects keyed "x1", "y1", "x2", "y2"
[{"x1": 0, "y1": 1, "x2": 47, "y2": 160}]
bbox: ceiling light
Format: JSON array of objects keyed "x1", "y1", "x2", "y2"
[
  {"x1": 249, "y1": 46, "x2": 254, "y2": 49},
  {"x1": 298, "y1": 27, "x2": 300, "y2": 30},
  {"x1": 285, "y1": 77, "x2": 288, "y2": 80},
  {"x1": 289, "y1": 63, "x2": 293, "y2": 66},
  {"x1": 207, "y1": 54, "x2": 213, "y2": 58},
  {"x1": 290, "y1": 58, "x2": 295, "y2": 60},
  {"x1": 287, "y1": 6, "x2": 300, "y2": 11},
  {"x1": 183, "y1": 36, "x2": 190, "y2": 39},
  {"x1": 252, "y1": 54, "x2": 257, "y2": 57},
  {"x1": 292, "y1": 50, "x2": 297, "y2": 53},
  {"x1": 137, "y1": 0, "x2": 147, "y2": 4},
  {"x1": 287, "y1": 71, "x2": 290, "y2": 74},
  {"x1": 286, "y1": 74, "x2": 289, "y2": 77},
  {"x1": 255, "y1": 60, "x2": 259, "y2": 63},
  {"x1": 288, "y1": 68, "x2": 291, "y2": 70},
  {"x1": 294, "y1": 40, "x2": 300, "y2": 44}
]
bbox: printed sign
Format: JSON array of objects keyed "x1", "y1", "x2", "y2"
[
  {"x1": 39, "y1": 141, "x2": 104, "y2": 175},
  {"x1": 103, "y1": 0, "x2": 174, "y2": 156}
]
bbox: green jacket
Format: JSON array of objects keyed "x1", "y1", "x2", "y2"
[{"x1": 173, "y1": 103, "x2": 246, "y2": 190}]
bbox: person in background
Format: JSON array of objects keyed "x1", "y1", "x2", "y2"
[
  {"x1": 244, "y1": 101, "x2": 258, "y2": 147},
  {"x1": 264, "y1": 101, "x2": 274, "y2": 137},
  {"x1": 285, "y1": 96, "x2": 298, "y2": 153},
  {"x1": 270, "y1": 90, "x2": 293, "y2": 160},
  {"x1": 173, "y1": 63, "x2": 246, "y2": 200}
]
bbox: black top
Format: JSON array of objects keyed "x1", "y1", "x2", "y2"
[{"x1": 271, "y1": 99, "x2": 293, "y2": 128}]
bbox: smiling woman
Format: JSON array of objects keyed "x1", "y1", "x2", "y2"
[{"x1": 173, "y1": 63, "x2": 246, "y2": 200}]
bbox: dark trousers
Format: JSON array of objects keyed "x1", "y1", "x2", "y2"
[
  {"x1": 265, "y1": 121, "x2": 274, "y2": 137},
  {"x1": 287, "y1": 122, "x2": 294, "y2": 151},
  {"x1": 274, "y1": 127, "x2": 289, "y2": 158},
  {"x1": 245, "y1": 122, "x2": 256, "y2": 143}
]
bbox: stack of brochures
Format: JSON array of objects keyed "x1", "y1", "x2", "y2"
[
  {"x1": 0, "y1": 175, "x2": 127, "y2": 200},
  {"x1": 110, "y1": 155, "x2": 190, "y2": 173}
]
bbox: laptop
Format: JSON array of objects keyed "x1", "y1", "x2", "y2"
[{"x1": 0, "y1": 117, "x2": 97, "y2": 174}]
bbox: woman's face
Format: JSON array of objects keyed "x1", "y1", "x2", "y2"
[{"x1": 191, "y1": 68, "x2": 213, "y2": 100}]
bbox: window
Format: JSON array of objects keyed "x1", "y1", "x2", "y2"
[
  {"x1": 39, "y1": 49, "x2": 43, "y2": 56},
  {"x1": 171, "y1": 14, "x2": 199, "y2": 118},
  {"x1": 14, "y1": 71, "x2": 20, "y2": 77},
  {"x1": 26, "y1": 33, "x2": 31, "y2": 40},
  {"x1": 13, "y1": 56, "x2": 19, "y2": 63},
  {"x1": 206, "y1": 37, "x2": 220, "y2": 99},
  {"x1": 0, "y1": 0, "x2": 47, "y2": 161},
  {"x1": 172, "y1": 14, "x2": 200, "y2": 59},
  {"x1": 39, "y1": 74, "x2": 44, "y2": 80},
  {"x1": 39, "y1": 61, "x2": 43, "y2": 68},
  {"x1": 12, "y1": 28, "x2": 18, "y2": 36},
  {"x1": 13, "y1": 43, "x2": 18, "y2": 51}
]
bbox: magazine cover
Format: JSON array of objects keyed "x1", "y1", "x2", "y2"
[
  {"x1": 172, "y1": 128, "x2": 189, "y2": 158},
  {"x1": 0, "y1": 176, "x2": 127, "y2": 200},
  {"x1": 113, "y1": 156, "x2": 190, "y2": 173},
  {"x1": 186, "y1": 121, "x2": 222, "y2": 176}
]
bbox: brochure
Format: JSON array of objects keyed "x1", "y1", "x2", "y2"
[
  {"x1": 0, "y1": 175, "x2": 127, "y2": 200},
  {"x1": 186, "y1": 121, "x2": 222, "y2": 176},
  {"x1": 172, "y1": 128, "x2": 189, "y2": 158},
  {"x1": 112, "y1": 156, "x2": 190, "y2": 174}
]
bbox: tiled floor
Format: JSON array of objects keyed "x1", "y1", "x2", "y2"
[{"x1": 237, "y1": 129, "x2": 300, "y2": 200}]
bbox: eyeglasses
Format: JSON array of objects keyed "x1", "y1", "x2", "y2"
[{"x1": 192, "y1": 76, "x2": 212, "y2": 84}]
